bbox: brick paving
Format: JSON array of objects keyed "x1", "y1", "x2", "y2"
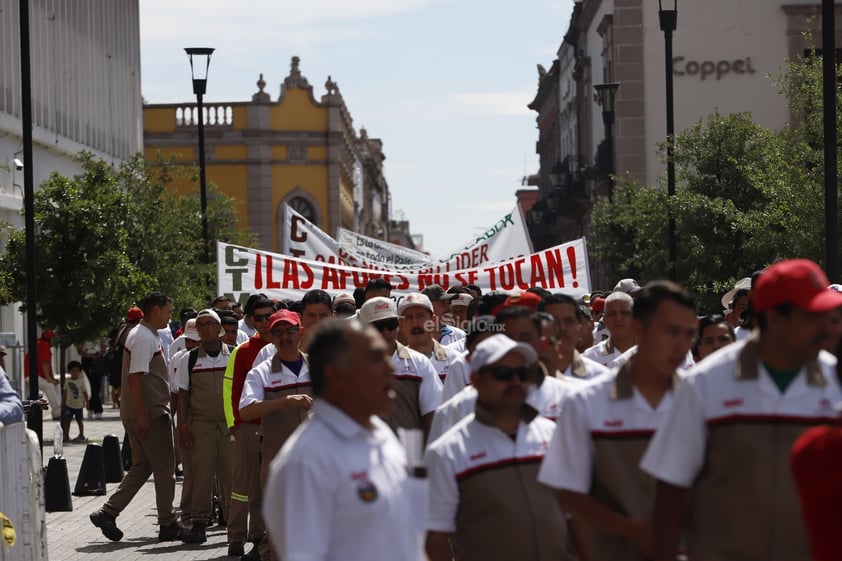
[{"x1": 44, "y1": 408, "x2": 235, "y2": 561}]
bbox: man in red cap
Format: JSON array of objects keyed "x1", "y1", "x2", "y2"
[
  {"x1": 24, "y1": 328, "x2": 60, "y2": 419},
  {"x1": 239, "y1": 308, "x2": 312, "y2": 561},
  {"x1": 641, "y1": 259, "x2": 842, "y2": 561}
]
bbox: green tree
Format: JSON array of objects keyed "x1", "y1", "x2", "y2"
[
  {"x1": 0, "y1": 152, "x2": 255, "y2": 350},
  {"x1": 0, "y1": 154, "x2": 151, "y2": 348},
  {"x1": 592, "y1": 111, "x2": 825, "y2": 313}
]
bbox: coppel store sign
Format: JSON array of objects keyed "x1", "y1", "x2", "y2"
[{"x1": 673, "y1": 56, "x2": 756, "y2": 80}]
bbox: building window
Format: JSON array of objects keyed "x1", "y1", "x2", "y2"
[{"x1": 288, "y1": 196, "x2": 316, "y2": 222}]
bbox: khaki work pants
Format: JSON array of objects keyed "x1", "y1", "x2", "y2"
[
  {"x1": 103, "y1": 413, "x2": 176, "y2": 526},
  {"x1": 185, "y1": 421, "x2": 233, "y2": 525},
  {"x1": 228, "y1": 422, "x2": 264, "y2": 543}
]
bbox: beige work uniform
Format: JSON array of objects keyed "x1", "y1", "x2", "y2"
[
  {"x1": 104, "y1": 320, "x2": 176, "y2": 526},
  {"x1": 183, "y1": 346, "x2": 233, "y2": 525}
]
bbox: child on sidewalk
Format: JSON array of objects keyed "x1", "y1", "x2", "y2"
[{"x1": 62, "y1": 361, "x2": 89, "y2": 443}]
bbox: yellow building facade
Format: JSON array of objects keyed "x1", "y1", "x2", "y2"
[{"x1": 143, "y1": 56, "x2": 389, "y2": 252}]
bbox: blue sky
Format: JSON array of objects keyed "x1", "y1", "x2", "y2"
[{"x1": 140, "y1": 0, "x2": 574, "y2": 256}]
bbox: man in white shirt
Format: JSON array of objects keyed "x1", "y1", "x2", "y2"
[
  {"x1": 263, "y1": 319, "x2": 427, "y2": 561},
  {"x1": 426, "y1": 334, "x2": 571, "y2": 561},
  {"x1": 539, "y1": 281, "x2": 698, "y2": 561},
  {"x1": 582, "y1": 291, "x2": 636, "y2": 367},
  {"x1": 398, "y1": 293, "x2": 470, "y2": 387},
  {"x1": 90, "y1": 292, "x2": 181, "y2": 542},
  {"x1": 538, "y1": 293, "x2": 608, "y2": 380},
  {"x1": 642, "y1": 259, "x2": 842, "y2": 561},
  {"x1": 359, "y1": 297, "x2": 442, "y2": 440}
]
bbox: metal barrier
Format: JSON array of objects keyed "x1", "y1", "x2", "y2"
[{"x1": 0, "y1": 422, "x2": 47, "y2": 561}]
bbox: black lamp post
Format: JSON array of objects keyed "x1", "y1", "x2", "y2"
[
  {"x1": 659, "y1": 0, "x2": 677, "y2": 282},
  {"x1": 19, "y1": 0, "x2": 42, "y2": 446},
  {"x1": 594, "y1": 83, "x2": 620, "y2": 202},
  {"x1": 185, "y1": 47, "x2": 214, "y2": 264}
]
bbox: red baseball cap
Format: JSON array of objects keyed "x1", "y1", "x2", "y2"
[
  {"x1": 753, "y1": 259, "x2": 842, "y2": 313},
  {"x1": 269, "y1": 309, "x2": 301, "y2": 331},
  {"x1": 591, "y1": 297, "x2": 606, "y2": 312},
  {"x1": 502, "y1": 291, "x2": 542, "y2": 312},
  {"x1": 126, "y1": 306, "x2": 144, "y2": 322}
]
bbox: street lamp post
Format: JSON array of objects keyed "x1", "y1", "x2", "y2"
[
  {"x1": 185, "y1": 47, "x2": 214, "y2": 264},
  {"x1": 659, "y1": 0, "x2": 677, "y2": 282},
  {"x1": 594, "y1": 83, "x2": 620, "y2": 202}
]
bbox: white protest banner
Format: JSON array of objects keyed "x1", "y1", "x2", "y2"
[
  {"x1": 282, "y1": 203, "x2": 533, "y2": 273},
  {"x1": 217, "y1": 238, "x2": 591, "y2": 304}
]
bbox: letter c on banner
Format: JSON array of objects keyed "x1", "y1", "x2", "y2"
[{"x1": 291, "y1": 216, "x2": 307, "y2": 243}]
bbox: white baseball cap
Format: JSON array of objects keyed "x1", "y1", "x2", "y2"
[
  {"x1": 613, "y1": 278, "x2": 640, "y2": 293},
  {"x1": 469, "y1": 334, "x2": 538, "y2": 372},
  {"x1": 183, "y1": 318, "x2": 200, "y2": 341},
  {"x1": 359, "y1": 297, "x2": 400, "y2": 324},
  {"x1": 451, "y1": 293, "x2": 473, "y2": 308},
  {"x1": 398, "y1": 293, "x2": 434, "y2": 316}
]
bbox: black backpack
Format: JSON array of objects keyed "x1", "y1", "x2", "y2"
[{"x1": 104, "y1": 345, "x2": 124, "y2": 388}]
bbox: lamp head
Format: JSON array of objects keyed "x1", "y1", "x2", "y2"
[{"x1": 185, "y1": 47, "x2": 215, "y2": 96}]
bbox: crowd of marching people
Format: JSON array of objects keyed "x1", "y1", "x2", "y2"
[{"x1": 81, "y1": 258, "x2": 842, "y2": 561}]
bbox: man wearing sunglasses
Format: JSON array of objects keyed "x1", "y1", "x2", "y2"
[
  {"x1": 222, "y1": 298, "x2": 276, "y2": 559},
  {"x1": 426, "y1": 334, "x2": 571, "y2": 561},
  {"x1": 239, "y1": 309, "x2": 313, "y2": 561},
  {"x1": 359, "y1": 297, "x2": 442, "y2": 440}
]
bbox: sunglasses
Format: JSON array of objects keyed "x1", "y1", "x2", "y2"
[
  {"x1": 482, "y1": 365, "x2": 532, "y2": 382},
  {"x1": 253, "y1": 313, "x2": 273, "y2": 323},
  {"x1": 372, "y1": 318, "x2": 400, "y2": 332},
  {"x1": 271, "y1": 327, "x2": 301, "y2": 336}
]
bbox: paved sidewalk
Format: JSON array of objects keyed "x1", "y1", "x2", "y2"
[{"x1": 44, "y1": 409, "x2": 235, "y2": 561}]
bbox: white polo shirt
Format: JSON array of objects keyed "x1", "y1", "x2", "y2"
[
  {"x1": 426, "y1": 409, "x2": 568, "y2": 560},
  {"x1": 641, "y1": 342, "x2": 842, "y2": 489},
  {"x1": 427, "y1": 411, "x2": 557, "y2": 532},
  {"x1": 263, "y1": 400, "x2": 426, "y2": 561},
  {"x1": 425, "y1": 341, "x2": 470, "y2": 384},
  {"x1": 610, "y1": 345, "x2": 696, "y2": 371},
  {"x1": 239, "y1": 355, "x2": 311, "y2": 410},
  {"x1": 639, "y1": 336, "x2": 842, "y2": 560},
  {"x1": 539, "y1": 366, "x2": 677, "y2": 494},
  {"x1": 168, "y1": 348, "x2": 187, "y2": 394},
  {"x1": 391, "y1": 344, "x2": 443, "y2": 417},
  {"x1": 440, "y1": 325, "x2": 466, "y2": 347},
  {"x1": 428, "y1": 374, "x2": 578, "y2": 444},
  {"x1": 252, "y1": 341, "x2": 277, "y2": 368},
  {"x1": 239, "y1": 318, "x2": 257, "y2": 338},
  {"x1": 440, "y1": 350, "x2": 472, "y2": 402},
  {"x1": 582, "y1": 339, "x2": 623, "y2": 367},
  {"x1": 168, "y1": 334, "x2": 187, "y2": 362},
  {"x1": 174, "y1": 348, "x2": 231, "y2": 392},
  {"x1": 561, "y1": 352, "x2": 609, "y2": 380}
]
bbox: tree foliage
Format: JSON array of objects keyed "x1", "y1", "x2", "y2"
[
  {"x1": 591, "y1": 51, "x2": 836, "y2": 314},
  {"x1": 0, "y1": 152, "x2": 254, "y2": 347}
]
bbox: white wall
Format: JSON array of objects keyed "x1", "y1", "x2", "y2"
[{"x1": 642, "y1": 0, "x2": 796, "y2": 186}]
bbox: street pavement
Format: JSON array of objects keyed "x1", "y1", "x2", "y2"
[{"x1": 43, "y1": 408, "x2": 234, "y2": 561}]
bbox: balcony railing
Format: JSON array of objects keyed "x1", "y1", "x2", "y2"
[{"x1": 174, "y1": 104, "x2": 235, "y2": 127}]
